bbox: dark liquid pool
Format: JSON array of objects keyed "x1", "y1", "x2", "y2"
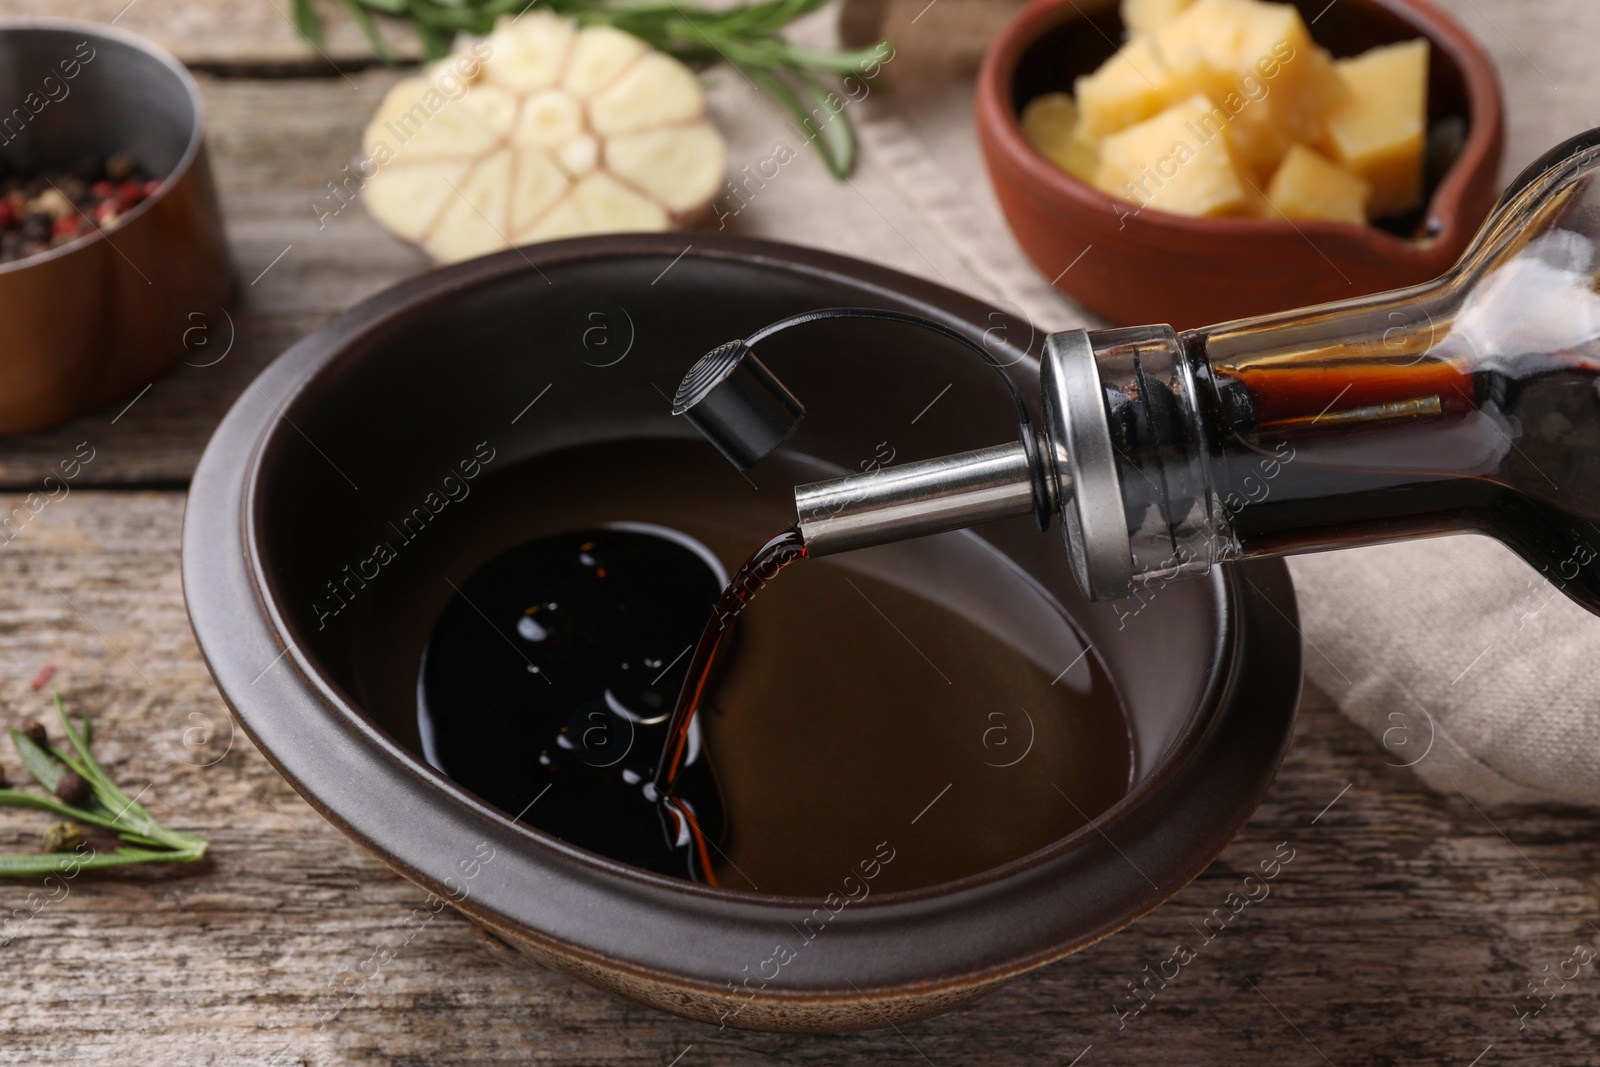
[{"x1": 416, "y1": 441, "x2": 1132, "y2": 897}]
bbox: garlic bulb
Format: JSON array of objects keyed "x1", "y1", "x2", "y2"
[{"x1": 360, "y1": 13, "x2": 726, "y2": 262}]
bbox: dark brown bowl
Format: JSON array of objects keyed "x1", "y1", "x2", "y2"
[
  {"x1": 182, "y1": 234, "x2": 1301, "y2": 1032},
  {"x1": 976, "y1": 0, "x2": 1504, "y2": 329},
  {"x1": 0, "y1": 19, "x2": 231, "y2": 435}
]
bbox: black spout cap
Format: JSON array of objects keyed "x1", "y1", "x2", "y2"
[{"x1": 672, "y1": 341, "x2": 805, "y2": 470}]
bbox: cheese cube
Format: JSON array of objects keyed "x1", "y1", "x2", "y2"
[
  {"x1": 1149, "y1": 0, "x2": 1250, "y2": 91},
  {"x1": 1021, "y1": 92, "x2": 1100, "y2": 183},
  {"x1": 1264, "y1": 144, "x2": 1370, "y2": 223},
  {"x1": 1122, "y1": 0, "x2": 1196, "y2": 36},
  {"x1": 1152, "y1": 0, "x2": 1345, "y2": 173},
  {"x1": 1095, "y1": 94, "x2": 1251, "y2": 217},
  {"x1": 1320, "y1": 39, "x2": 1429, "y2": 217},
  {"x1": 1074, "y1": 36, "x2": 1175, "y2": 140}
]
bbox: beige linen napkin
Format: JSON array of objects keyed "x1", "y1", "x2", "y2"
[
  {"x1": 701, "y1": 0, "x2": 1600, "y2": 805},
  {"x1": 1288, "y1": 540, "x2": 1600, "y2": 806}
]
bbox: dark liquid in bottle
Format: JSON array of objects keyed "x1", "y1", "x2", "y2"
[
  {"x1": 415, "y1": 441, "x2": 1132, "y2": 896},
  {"x1": 1202, "y1": 341, "x2": 1600, "y2": 612}
]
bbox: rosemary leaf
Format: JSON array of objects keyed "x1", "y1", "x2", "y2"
[
  {"x1": 342, "y1": 0, "x2": 398, "y2": 63},
  {"x1": 52, "y1": 698, "x2": 203, "y2": 854},
  {"x1": 292, "y1": 0, "x2": 324, "y2": 46},
  {"x1": 10, "y1": 729, "x2": 66, "y2": 793},
  {"x1": 53, "y1": 699, "x2": 136, "y2": 821},
  {"x1": 0, "y1": 789, "x2": 158, "y2": 844},
  {"x1": 0, "y1": 845, "x2": 207, "y2": 877},
  {"x1": 791, "y1": 69, "x2": 857, "y2": 177},
  {"x1": 0, "y1": 697, "x2": 209, "y2": 876},
  {"x1": 405, "y1": 2, "x2": 453, "y2": 59},
  {"x1": 745, "y1": 66, "x2": 853, "y2": 178}
]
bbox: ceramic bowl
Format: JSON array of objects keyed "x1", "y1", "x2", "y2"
[
  {"x1": 0, "y1": 18, "x2": 231, "y2": 435},
  {"x1": 976, "y1": 0, "x2": 1504, "y2": 328},
  {"x1": 183, "y1": 234, "x2": 1301, "y2": 1032}
]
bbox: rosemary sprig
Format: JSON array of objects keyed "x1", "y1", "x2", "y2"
[
  {"x1": 0, "y1": 695, "x2": 208, "y2": 876},
  {"x1": 292, "y1": 0, "x2": 887, "y2": 177}
]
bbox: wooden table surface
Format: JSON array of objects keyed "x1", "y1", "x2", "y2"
[{"x1": 2, "y1": 2, "x2": 1599, "y2": 1064}]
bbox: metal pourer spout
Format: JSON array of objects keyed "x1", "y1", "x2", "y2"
[
  {"x1": 671, "y1": 324, "x2": 1203, "y2": 603},
  {"x1": 794, "y1": 441, "x2": 1057, "y2": 556}
]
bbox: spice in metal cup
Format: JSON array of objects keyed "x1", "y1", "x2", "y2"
[{"x1": 0, "y1": 151, "x2": 162, "y2": 264}]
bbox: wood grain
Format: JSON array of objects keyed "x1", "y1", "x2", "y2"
[
  {"x1": 0, "y1": 0, "x2": 424, "y2": 69},
  {"x1": 0, "y1": 491, "x2": 1596, "y2": 1064}
]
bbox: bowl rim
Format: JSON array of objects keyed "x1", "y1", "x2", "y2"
[
  {"x1": 0, "y1": 17, "x2": 206, "y2": 277},
  {"x1": 975, "y1": 0, "x2": 1506, "y2": 256},
  {"x1": 183, "y1": 233, "x2": 1303, "y2": 1008}
]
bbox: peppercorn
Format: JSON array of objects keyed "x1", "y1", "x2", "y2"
[
  {"x1": 43, "y1": 822, "x2": 84, "y2": 854},
  {"x1": 54, "y1": 772, "x2": 89, "y2": 806},
  {"x1": 55, "y1": 175, "x2": 87, "y2": 203},
  {"x1": 19, "y1": 212, "x2": 51, "y2": 244},
  {"x1": 20, "y1": 721, "x2": 46, "y2": 747},
  {"x1": 104, "y1": 152, "x2": 136, "y2": 182}
]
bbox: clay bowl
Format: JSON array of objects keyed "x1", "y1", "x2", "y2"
[
  {"x1": 0, "y1": 19, "x2": 231, "y2": 435},
  {"x1": 976, "y1": 0, "x2": 1504, "y2": 328},
  {"x1": 183, "y1": 234, "x2": 1301, "y2": 1032}
]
